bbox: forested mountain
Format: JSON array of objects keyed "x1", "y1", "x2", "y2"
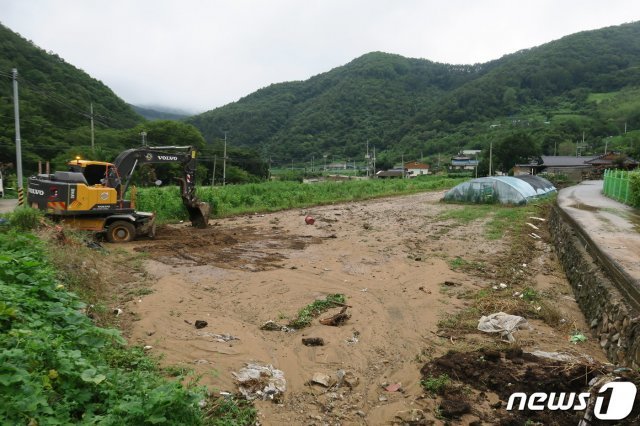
[
  {"x1": 131, "y1": 104, "x2": 189, "y2": 121},
  {"x1": 188, "y1": 21, "x2": 640, "y2": 168},
  {"x1": 0, "y1": 23, "x2": 146, "y2": 169},
  {"x1": 2, "y1": 20, "x2": 640, "y2": 179}
]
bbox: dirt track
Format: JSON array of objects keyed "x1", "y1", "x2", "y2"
[{"x1": 122, "y1": 191, "x2": 611, "y2": 424}]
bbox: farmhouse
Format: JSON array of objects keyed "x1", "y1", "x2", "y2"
[
  {"x1": 514, "y1": 152, "x2": 639, "y2": 180},
  {"x1": 404, "y1": 161, "x2": 431, "y2": 176}
]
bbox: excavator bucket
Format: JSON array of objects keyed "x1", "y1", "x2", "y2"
[{"x1": 186, "y1": 201, "x2": 211, "y2": 229}]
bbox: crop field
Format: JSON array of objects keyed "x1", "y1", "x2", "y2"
[{"x1": 135, "y1": 176, "x2": 463, "y2": 222}]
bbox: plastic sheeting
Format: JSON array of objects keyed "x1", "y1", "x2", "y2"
[{"x1": 443, "y1": 176, "x2": 556, "y2": 205}]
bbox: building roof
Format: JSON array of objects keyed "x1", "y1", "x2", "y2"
[
  {"x1": 376, "y1": 170, "x2": 403, "y2": 177},
  {"x1": 404, "y1": 161, "x2": 430, "y2": 169},
  {"x1": 540, "y1": 156, "x2": 597, "y2": 167}
]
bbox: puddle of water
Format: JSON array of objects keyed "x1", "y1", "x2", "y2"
[{"x1": 568, "y1": 203, "x2": 599, "y2": 212}]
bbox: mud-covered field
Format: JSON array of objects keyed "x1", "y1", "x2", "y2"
[{"x1": 114, "y1": 191, "x2": 634, "y2": 425}]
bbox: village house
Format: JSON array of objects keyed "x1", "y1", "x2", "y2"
[{"x1": 404, "y1": 161, "x2": 431, "y2": 176}]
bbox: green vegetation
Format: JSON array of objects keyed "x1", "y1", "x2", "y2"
[
  {"x1": 4, "y1": 21, "x2": 640, "y2": 182},
  {"x1": 137, "y1": 175, "x2": 463, "y2": 222},
  {"x1": 4, "y1": 206, "x2": 43, "y2": 231},
  {"x1": 189, "y1": 22, "x2": 640, "y2": 169},
  {"x1": 0, "y1": 225, "x2": 255, "y2": 424},
  {"x1": 439, "y1": 202, "x2": 545, "y2": 240},
  {"x1": 421, "y1": 373, "x2": 451, "y2": 395},
  {"x1": 287, "y1": 294, "x2": 346, "y2": 329}
]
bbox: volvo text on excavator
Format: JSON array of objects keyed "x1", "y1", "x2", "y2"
[{"x1": 27, "y1": 146, "x2": 211, "y2": 242}]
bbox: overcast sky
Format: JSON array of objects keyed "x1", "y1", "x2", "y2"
[{"x1": 1, "y1": 0, "x2": 639, "y2": 114}]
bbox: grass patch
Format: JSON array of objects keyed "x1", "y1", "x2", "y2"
[
  {"x1": 287, "y1": 294, "x2": 346, "y2": 329},
  {"x1": 421, "y1": 373, "x2": 451, "y2": 395}
]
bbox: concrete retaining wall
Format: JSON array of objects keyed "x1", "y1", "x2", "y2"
[{"x1": 549, "y1": 206, "x2": 640, "y2": 367}]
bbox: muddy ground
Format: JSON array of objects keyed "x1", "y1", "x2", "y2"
[{"x1": 112, "y1": 191, "x2": 623, "y2": 425}]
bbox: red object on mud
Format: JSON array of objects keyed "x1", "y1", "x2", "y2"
[{"x1": 305, "y1": 216, "x2": 315, "y2": 225}]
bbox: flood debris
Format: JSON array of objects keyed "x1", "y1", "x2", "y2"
[
  {"x1": 194, "y1": 320, "x2": 208, "y2": 329},
  {"x1": 260, "y1": 320, "x2": 293, "y2": 332},
  {"x1": 198, "y1": 332, "x2": 239, "y2": 343},
  {"x1": 302, "y1": 337, "x2": 325, "y2": 346},
  {"x1": 305, "y1": 215, "x2": 315, "y2": 225},
  {"x1": 477, "y1": 312, "x2": 530, "y2": 343},
  {"x1": 310, "y1": 372, "x2": 334, "y2": 387},
  {"x1": 319, "y1": 306, "x2": 350, "y2": 326},
  {"x1": 336, "y1": 369, "x2": 359, "y2": 388},
  {"x1": 384, "y1": 382, "x2": 402, "y2": 392},
  {"x1": 233, "y1": 363, "x2": 286, "y2": 401}
]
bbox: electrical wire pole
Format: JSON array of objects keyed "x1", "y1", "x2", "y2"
[
  {"x1": 90, "y1": 102, "x2": 95, "y2": 151},
  {"x1": 489, "y1": 141, "x2": 493, "y2": 176},
  {"x1": 223, "y1": 131, "x2": 227, "y2": 186},
  {"x1": 211, "y1": 155, "x2": 217, "y2": 187},
  {"x1": 12, "y1": 68, "x2": 24, "y2": 205}
]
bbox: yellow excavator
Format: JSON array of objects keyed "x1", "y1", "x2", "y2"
[{"x1": 27, "y1": 146, "x2": 210, "y2": 242}]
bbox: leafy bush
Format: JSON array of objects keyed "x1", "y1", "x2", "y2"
[
  {"x1": 0, "y1": 230, "x2": 207, "y2": 425},
  {"x1": 6, "y1": 206, "x2": 44, "y2": 231}
]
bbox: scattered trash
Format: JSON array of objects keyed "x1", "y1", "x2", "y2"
[
  {"x1": 395, "y1": 409, "x2": 425, "y2": 423},
  {"x1": 194, "y1": 320, "x2": 208, "y2": 329},
  {"x1": 310, "y1": 372, "x2": 334, "y2": 387},
  {"x1": 143, "y1": 345, "x2": 153, "y2": 351},
  {"x1": 477, "y1": 312, "x2": 530, "y2": 343},
  {"x1": 86, "y1": 240, "x2": 104, "y2": 250},
  {"x1": 113, "y1": 308, "x2": 123, "y2": 316},
  {"x1": 304, "y1": 215, "x2": 315, "y2": 225},
  {"x1": 385, "y1": 382, "x2": 402, "y2": 392},
  {"x1": 529, "y1": 216, "x2": 546, "y2": 222},
  {"x1": 184, "y1": 319, "x2": 193, "y2": 325},
  {"x1": 569, "y1": 332, "x2": 588, "y2": 344},
  {"x1": 526, "y1": 223, "x2": 539, "y2": 230},
  {"x1": 302, "y1": 337, "x2": 325, "y2": 346},
  {"x1": 346, "y1": 330, "x2": 360, "y2": 345},
  {"x1": 360, "y1": 288, "x2": 368, "y2": 292},
  {"x1": 260, "y1": 320, "x2": 293, "y2": 332},
  {"x1": 233, "y1": 363, "x2": 286, "y2": 401},
  {"x1": 198, "y1": 332, "x2": 239, "y2": 343},
  {"x1": 319, "y1": 306, "x2": 350, "y2": 326},
  {"x1": 529, "y1": 232, "x2": 541, "y2": 239},
  {"x1": 499, "y1": 283, "x2": 508, "y2": 289},
  {"x1": 336, "y1": 369, "x2": 359, "y2": 388},
  {"x1": 529, "y1": 351, "x2": 575, "y2": 362}
]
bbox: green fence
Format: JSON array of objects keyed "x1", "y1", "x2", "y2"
[{"x1": 603, "y1": 169, "x2": 630, "y2": 204}]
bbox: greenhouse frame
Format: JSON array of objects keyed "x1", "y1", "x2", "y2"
[{"x1": 443, "y1": 176, "x2": 556, "y2": 205}]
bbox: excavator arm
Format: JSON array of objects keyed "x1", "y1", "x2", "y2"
[{"x1": 112, "y1": 146, "x2": 210, "y2": 228}]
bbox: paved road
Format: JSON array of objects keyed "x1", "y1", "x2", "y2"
[
  {"x1": 557, "y1": 180, "x2": 640, "y2": 283},
  {"x1": 0, "y1": 198, "x2": 18, "y2": 214}
]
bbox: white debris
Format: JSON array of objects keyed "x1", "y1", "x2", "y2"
[
  {"x1": 529, "y1": 216, "x2": 546, "y2": 222},
  {"x1": 478, "y1": 312, "x2": 530, "y2": 343},
  {"x1": 233, "y1": 363, "x2": 286, "y2": 401},
  {"x1": 526, "y1": 223, "x2": 539, "y2": 230}
]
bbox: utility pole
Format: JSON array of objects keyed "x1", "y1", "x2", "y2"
[
  {"x1": 211, "y1": 155, "x2": 217, "y2": 187},
  {"x1": 268, "y1": 157, "x2": 272, "y2": 180},
  {"x1": 12, "y1": 69, "x2": 23, "y2": 205},
  {"x1": 223, "y1": 131, "x2": 227, "y2": 186},
  {"x1": 489, "y1": 142, "x2": 494, "y2": 176},
  {"x1": 90, "y1": 102, "x2": 95, "y2": 151},
  {"x1": 401, "y1": 154, "x2": 405, "y2": 179},
  {"x1": 365, "y1": 139, "x2": 370, "y2": 178},
  {"x1": 373, "y1": 147, "x2": 376, "y2": 178},
  {"x1": 140, "y1": 131, "x2": 147, "y2": 146}
]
